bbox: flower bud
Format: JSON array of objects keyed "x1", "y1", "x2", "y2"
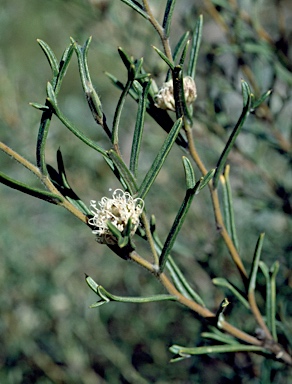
[
  {"x1": 155, "y1": 76, "x2": 197, "y2": 111},
  {"x1": 88, "y1": 189, "x2": 144, "y2": 245}
]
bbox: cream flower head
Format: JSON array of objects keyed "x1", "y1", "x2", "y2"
[
  {"x1": 88, "y1": 189, "x2": 144, "y2": 245},
  {"x1": 154, "y1": 76, "x2": 197, "y2": 111}
]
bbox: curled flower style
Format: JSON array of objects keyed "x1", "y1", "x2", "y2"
[
  {"x1": 154, "y1": 76, "x2": 197, "y2": 111},
  {"x1": 88, "y1": 189, "x2": 144, "y2": 245}
]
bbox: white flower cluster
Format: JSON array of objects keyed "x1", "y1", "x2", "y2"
[
  {"x1": 88, "y1": 189, "x2": 144, "y2": 245},
  {"x1": 154, "y1": 76, "x2": 197, "y2": 111}
]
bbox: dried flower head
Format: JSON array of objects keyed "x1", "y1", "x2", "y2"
[
  {"x1": 88, "y1": 189, "x2": 144, "y2": 245},
  {"x1": 154, "y1": 76, "x2": 197, "y2": 111}
]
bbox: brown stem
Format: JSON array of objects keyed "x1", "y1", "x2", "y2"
[
  {"x1": 129, "y1": 251, "x2": 256, "y2": 343},
  {"x1": 184, "y1": 126, "x2": 248, "y2": 280},
  {"x1": 129, "y1": 251, "x2": 292, "y2": 364},
  {"x1": 248, "y1": 290, "x2": 272, "y2": 340},
  {"x1": 182, "y1": 124, "x2": 292, "y2": 363},
  {"x1": 0, "y1": 141, "x2": 41, "y2": 176},
  {"x1": 142, "y1": 0, "x2": 173, "y2": 63}
]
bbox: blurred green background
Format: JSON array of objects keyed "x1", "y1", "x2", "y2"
[{"x1": 0, "y1": 0, "x2": 291, "y2": 383}]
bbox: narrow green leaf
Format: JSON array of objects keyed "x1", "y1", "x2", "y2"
[
  {"x1": 118, "y1": 235, "x2": 130, "y2": 249},
  {"x1": 46, "y1": 100, "x2": 107, "y2": 156},
  {"x1": 213, "y1": 81, "x2": 251, "y2": 188},
  {"x1": 71, "y1": 36, "x2": 92, "y2": 84},
  {"x1": 108, "y1": 150, "x2": 138, "y2": 195},
  {"x1": 54, "y1": 43, "x2": 74, "y2": 94},
  {"x1": 120, "y1": 0, "x2": 149, "y2": 20},
  {"x1": 46, "y1": 82, "x2": 58, "y2": 106},
  {"x1": 212, "y1": 277, "x2": 250, "y2": 309},
  {"x1": 173, "y1": 31, "x2": 190, "y2": 63},
  {"x1": 29, "y1": 103, "x2": 50, "y2": 111},
  {"x1": 123, "y1": 217, "x2": 132, "y2": 238},
  {"x1": 167, "y1": 256, "x2": 205, "y2": 306},
  {"x1": 187, "y1": 14, "x2": 203, "y2": 78},
  {"x1": 135, "y1": 72, "x2": 150, "y2": 81},
  {"x1": 106, "y1": 72, "x2": 188, "y2": 149},
  {"x1": 241, "y1": 79, "x2": 250, "y2": 106},
  {"x1": 118, "y1": 47, "x2": 133, "y2": 71},
  {"x1": 72, "y1": 38, "x2": 109, "y2": 135},
  {"x1": 117, "y1": 219, "x2": 136, "y2": 250},
  {"x1": 47, "y1": 163, "x2": 91, "y2": 215},
  {"x1": 169, "y1": 344, "x2": 267, "y2": 360},
  {"x1": 201, "y1": 331, "x2": 238, "y2": 345},
  {"x1": 138, "y1": 118, "x2": 183, "y2": 200},
  {"x1": 56, "y1": 149, "x2": 92, "y2": 216},
  {"x1": 259, "y1": 261, "x2": 273, "y2": 337},
  {"x1": 85, "y1": 275, "x2": 176, "y2": 306},
  {"x1": 198, "y1": 169, "x2": 215, "y2": 191},
  {"x1": 107, "y1": 220, "x2": 124, "y2": 243},
  {"x1": 160, "y1": 158, "x2": 200, "y2": 270},
  {"x1": 152, "y1": 45, "x2": 174, "y2": 70},
  {"x1": 160, "y1": 189, "x2": 196, "y2": 271},
  {"x1": 179, "y1": 40, "x2": 190, "y2": 66},
  {"x1": 36, "y1": 42, "x2": 74, "y2": 175},
  {"x1": 130, "y1": 80, "x2": 151, "y2": 177},
  {"x1": 270, "y1": 261, "x2": 279, "y2": 340},
  {"x1": 36, "y1": 107, "x2": 53, "y2": 174},
  {"x1": 220, "y1": 166, "x2": 239, "y2": 250},
  {"x1": 149, "y1": 214, "x2": 204, "y2": 305},
  {"x1": 98, "y1": 292, "x2": 177, "y2": 303},
  {"x1": 134, "y1": 57, "x2": 144, "y2": 74},
  {"x1": 221, "y1": 172, "x2": 231, "y2": 236},
  {"x1": 37, "y1": 39, "x2": 59, "y2": 77},
  {"x1": 249, "y1": 233, "x2": 265, "y2": 293},
  {"x1": 251, "y1": 89, "x2": 272, "y2": 110},
  {"x1": 162, "y1": 0, "x2": 177, "y2": 38},
  {"x1": 182, "y1": 156, "x2": 196, "y2": 189},
  {"x1": 167, "y1": 31, "x2": 190, "y2": 81},
  {"x1": 0, "y1": 172, "x2": 63, "y2": 204},
  {"x1": 112, "y1": 65, "x2": 136, "y2": 145}
]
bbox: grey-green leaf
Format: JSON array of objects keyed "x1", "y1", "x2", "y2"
[
  {"x1": 130, "y1": 80, "x2": 151, "y2": 176},
  {"x1": 213, "y1": 80, "x2": 251, "y2": 189},
  {"x1": 120, "y1": 0, "x2": 149, "y2": 20},
  {"x1": 249, "y1": 233, "x2": 265, "y2": 293},
  {"x1": 0, "y1": 172, "x2": 63, "y2": 204},
  {"x1": 187, "y1": 14, "x2": 203, "y2": 78},
  {"x1": 152, "y1": 46, "x2": 174, "y2": 70},
  {"x1": 138, "y1": 118, "x2": 183, "y2": 200},
  {"x1": 37, "y1": 39, "x2": 59, "y2": 77},
  {"x1": 162, "y1": 0, "x2": 177, "y2": 38}
]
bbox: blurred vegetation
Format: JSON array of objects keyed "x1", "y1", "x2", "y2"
[{"x1": 0, "y1": 0, "x2": 291, "y2": 383}]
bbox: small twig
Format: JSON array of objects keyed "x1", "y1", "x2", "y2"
[
  {"x1": 129, "y1": 250, "x2": 291, "y2": 363},
  {"x1": 248, "y1": 290, "x2": 272, "y2": 340},
  {"x1": 142, "y1": 0, "x2": 173, "y2": 64},
  {"x1": 0, "y1": 141, "x2": 41, "y2": 177}
]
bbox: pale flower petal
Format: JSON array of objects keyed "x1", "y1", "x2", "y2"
[
  {"x1": 154, "y1": 76, "x2": 197, "y2": 111},
  {"x1": 88, "y1": 189, "x2": 144, "y2": 244}
]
